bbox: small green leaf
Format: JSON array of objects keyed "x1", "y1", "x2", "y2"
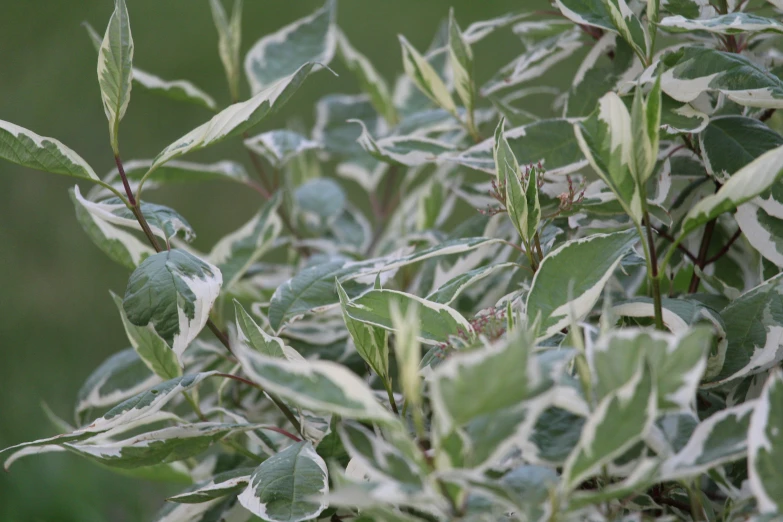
[
  {"x1": 244, "y1": 130, "x2": 320, "y2": 169},
  {"x1": 337, "y1": 281, "x2": 389, "y2": 378},
  {"x1": 238, "y1": 441, "x2": 328, "y2": 522},
  {"x1": 352, "y1": 120, "x2": 455, "y2": 167},
  {"x1": 448, "y1": 9, "x2": 475, "y2": 116},
  {"x1": 234, "y1": 300, "x2": 287, "y2": 359},
  {"x1": 123, "y1": 249, "x2": 222, "y2": 357},
  {"x1": 398, "y1": 34, "x2": 457, "y2": 115},
  {"x1": 749, "y1": 369, "x2": 783, "y2": 513},
  {"x1": 209, "y1": 0, "x2": 243, "y2": 102},
  {"x1": 98, "y1": 0, "x2": 134, "y2": 153}
]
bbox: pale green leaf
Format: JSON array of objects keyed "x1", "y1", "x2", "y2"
[
  {"x1": 244, "y1": 130, "x2": 320, "y2": 169},
  {"x1": 390, "y1": 301, "x2": 422, "y2": 408},
  {"x1": 659, "y1": 13, "x2": 783, "y2": 35},
  {"x1": 352, "y1": 119, "x2": 455, "y2": 167},
  {"x1": 426, "y1": 263, "x2": 517, "y2": 305},
  {"x1": 0, "y1": 119, "x2": 98, "y2": 181},
  {"x1": 448, "y1": 9, "x2": 474, "y2": 116},
  {"x1": 131, "y1": 69, "x2": 217, "y2": 112},
  {"x1": 209, "y1": 0, "x2": 243, "y2": 102},
  {"x1": 168, "y1": 468, "x2": 253, "y2": 504},
  {"x1": 123, "y1": 249, "x2": 222, "y2": 357},
  {"x1": 244, "y1": 0, "x2": 336, "y2": 95},
  {"x1": 398, "y1": 34, "x2": 457, "y2": 115},
  {"x1": 98, "y1": 0, "x2": 133, "y2": 153},
  {"x1": 527, "y1": 229, "x2": 638, "y2": 341},
  {"x1": 337, "y1": 281, "x2": 389, "y2": 378}
]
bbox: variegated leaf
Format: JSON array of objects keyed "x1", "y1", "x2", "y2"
[
  {"x1": 700, "y1": 116, "x2": 783, "y2": 182},
  {"x1": 97, "y1": 0, "x2": 133, "y2": 153},
  {"x1": 168, "y1": 468, "x2": 253, "y2": 503},
  {"x1": 749, "y1": 369, "x2": 783, "y2": 513},
  {"x1": 527, "y1": 229, "x2": 638, "y2": 341},
  {"x1": 659, "y1": 13, "x2": 783, "y2": 35},
  {"x1": 337, "y1": 281, "x2": 389, "y2": 378},
  {"x1": 123, "y1": 249, "x2": 222, "y2": 357},
  {"x1": 448, "y1": 9, "x2": 475, "y2": 116},
  {"x1": 244, "y1": 130, "x2": 320, "y2": 169},
  {"x1": 426, "y1": 263, "x2": 517, "y2": 305},
  {"x1": 398, "y1": 34, "x2": 457, "y2": 115},
  {"x1": 0, "y1": 120, "x2": 98, "y2": 181},
  {"x1": 244, "y1": 0, "x2": 336, "y2": 95},
  {"x1": 209, "y1": 0, "x2": 243, "y2": 101},
  {"x1": 352, "y1": 119, "x2": 455, "y2": 167}
]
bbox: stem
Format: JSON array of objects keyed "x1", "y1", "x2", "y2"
[
  {"x1": 652, "y1": 225, "x2": 698, "y2": 264},
  {"x1": 704, "y1": 228, "x2": 741, "y2": 266},
  {"x1": 643, "y1": 212, "x2": 664, "y2": 330},
  {"x1": 216, "y1": 373, "x2": 304, "y2": 439},
  {"x1": 688, "y1": 219, "x2": 717, "y2": 293},
  {"x1": 534, "y1": 233, "x2": 545, "y2": 262},
  {"x1": 384, "y1": 380, "x2": 399, "y2": 415}
]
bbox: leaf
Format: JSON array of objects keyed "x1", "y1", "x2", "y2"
[
  {"x1": 574, "y1": 93, "x2": 643, "y2": 223},
  {"x1": 340, "y1": 289, "x2": 472, "y2": 345},
  {"x1": 244, "y1": 0, "x2": 336, "y2": 95},
  {"x1": 699, "y1": 116, "x2": 783, "y2": 182},
  {"x1": 749, "y1": 369, "x2": 783, "y2": 513},
  {"x1": 390, "y1": 301, "x2": 422, "y2": 408},
  {"x1": 268, "y1": 237, "x2": 501, "y2": 331},
  {"x1": 336, "y1": 30, "x2": 396, "y2": 125},
  {"x1": 209, "y1": 0, "x2": 243, "y2": 101},
  {"x1": 602, "y1": 0, "x2": 650, "y2": 59},
  {"x1": 659, "y1": 13, "x2": 783, "y2": 35},
  {"x1": 123, "y1": 249, "x2": 223, "y2": 357},
  {"x1": 168, "y1": 468, "x2": 253, "y2": 503},
  {"x1": 482, "y1": 29, "x2": 582, "y2": 96},
  {"x1": 527, "y1": 229, "x2": 638, "y2": 341},
  {"x1": 78, "y1": 194, "x2": 195, "y2": 244},
  {"x1": 352, "y1": 120, "x2": 455, "y2": 167},
  {"x1": 660, "y1": 93, "x2": 709, "y2": 134},
  {"x1": 448, "y1": 9, "x2": 475, "y2": 117},
  {"x1": 236, "y1": 348, "x2": 395, "y2": 423},
  {"x1": 112, "y1": 292, "x2": 182, "y2": 380},
  {"x1": 426, "y1": 263, "x2": 517, "y2": 305},
  {"x1": 244, "y1": 130, "x2": 320, "y2": 169},
  {"x1": 74, "y1": 348, "x2": 159, "y2": 425},
  {"x1": 0, "y1": 120, "x2": 98, "y2": 181},
  {"x1": 658, "y1": 47, "x2": 783, "y2": 109},
  {"x1": 337, "y1": 281, "x2": 389, "y2": 378},
  {"x1": 234, "y1": 300, "x2": 294, "y2": 360},
  {"x1": 294, "y1": 178, "x2": 346, "y2": 222},
  {"x1": 660, "y1": 401, "x2": 755, "y2": 480},
  {"x1": 562, "y1": 363, "x2": 656, "y2": 490},
  {"x1": 85, "y1": 21, "x2": 216, "y2": 112},
  {"x1": 554, "y1": 0, "x2": 614, "y2": 31},
  {"x1": 71, "y1": 186, "x2": 155, "y2": 270},
  {"x1": 398, "y1": 34, "x2": 457, "y2": 115},
  {"x1": 238, "y1": 442, "x2": 328, "y2": 522},
  {"x1": 98, "y1": 0, "x2": 133, "y2": 153},
  {"x1": 97, "y1": 160, "x2": 249, "y2": 196},
  {"x1": 736, "y1": 198, "x2": 783, "y2": 268},
  {"x1": 713, "y1": 274, "x2": 783, "y2": 384},
  {"x1": 208, "y1": 193, "x2": 282, "y2": 290},
  {"x1": 681, "y1": 144, "x2": 783, "y2": 235},
  {"x1": 450, "y1": 119, "x2": 588, "y2": 175},
  {"x1": 588, "y1": 327, "x2": 710, "y2": 412},
  {"x1": 131, "y1": 69, "x2": 217, "y2": 112},
  {"x1": 153, "y1": 64, "x2": 317, "y2": 169}
]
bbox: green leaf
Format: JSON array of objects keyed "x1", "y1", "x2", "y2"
[
  {"x1": 527, "y1": 229, "x2": 638, "y2": 341},
  {"x1": 340, "y1": 289, "x2": 472, "y2": 345},
  {"x1": 714, "y1": 274, "x2": 783, "y2": 383},
  {"x1": 112, "y1": 292, "x2": 182, "y2": 380},
  {"x1": 238, "y1": 441, "x2": 327, "y2": 522},
  {"x1": 153, "y1": 64, "x2": 317, "y2": 169},
  {"x1": 659, "y1": 47, "x2": 783, "y2": 109},
  {"x1": 168, "y1": 468, "x2": 254, "y2": 503},
  {"x1": 294, "y1": 178, "x2": 346, "y2": 222},
  {"x1": 268, "y1": 237, "x2": 501, "y2": 331},
  {"x1": 71, "y1": 187, "x2": 154, "y2": 269},
  {"x1": 0, "y1": 120, "x2": 98, "y2": 181},
  {"x1": 660, "y1": 0, "x2": 715, "y2": 18},
  {"x1": 236, "y1": 349, "x2": 395, "y2": 423},
  {"x1": 74, "y1": 348, "x2": 159, "y2": 425},
  {"x1": 64, "y1": 423, "x2": 261, "y2": 469},
  {"x1": 749, "y1": 369, "x2": 783, "y2": 513},
  {"x1": 209, "y1": 0, "x2": 243, "y2": 102},
  {"x1": 588, "y1": 327, "x2": 710, "y2": 411},
  {"x1": 234, "y1": 300, "x2": 301, "y2": 360},
  {"x1": 352, "y1": 120, "x2": 455, "y2": 167},
  {"x1": 426, "y1": 263, "x2": 517, "y2": 305},
  {"x1": 602, "y1": 0, "x2": 650, "y2": 59},
  {"x1": 85, "y1": 21, "x2": 216, "y2": 112},
  {"x1": 244, "y1": 0, "x2": 336, "y2": 95},
  {"x1": 398, "y1": 34, "x2": 457, "y2": 115},
  {"x1": 700, "y1": 116, "x2": 783, "y2": 182},
  {"x1": 482, "y1": 30, "x2": 582, "y2": 96},
  {"x1": 336, "y1": 30, "x2": 397, "y2": 125},
  {"x1": 390, "y1": 300, "x2": 422, "y2": 409},
  {"x1": 660, "y1": 401, "x2": 755, "y2": 480},
  {"x1": 98, "y1": 0, "x2": 133, "y2": 153},
  {"x1": 84, "y1": 196, "x2": 195, "y2": 243},
  {"x1": 562, "y1": 362, "x2": 656, "y2": 490},
  {"x1": 244, "y1": 130, "x2": 320, "y2": 169},
  {"x1": 736, "y1": 197, "x2": 783, "y2": 268},
  {"x1": 574, "y1": 93, "x2": 643, "y2": 223},
  {"x1": 452, "y1": 119, "x2": 588, "y2": 175},
  {"x1": 659, "y1": 13, "x2": 783, "y2": 35},
  {"x1": 123, "y1": 249, "x2": 223, "y2": 356},
  {"x1": 448, "y1": 9, "x2": 475, "y2": 117},
  {"x1": 337, "y1": 281, "x2": 389, "y2": 378},
  {"x1": 554, "y1": 0, "x2": 613, "y2": 31},
  {"x1": 208, "y1": 193, "x2": 282, "y2": 290},
  {"x1": 681, "y1": 144, "x2": 783, "y2": 235},
  {"x1": 96, "y1": 160, "x2": 249, "y2": 196},
  {"x1": 660, "y1": 93, "x2": 709, "y2": 134}
]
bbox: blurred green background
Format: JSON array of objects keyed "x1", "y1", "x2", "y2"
[{"x1": 0, "y1": 0, "x2": 547, "y2": 520}]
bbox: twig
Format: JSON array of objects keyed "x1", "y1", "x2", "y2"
[
  {"x1": 652, "y1": 225, "x2": 699, "y2": 264},
  {"x1": 704, "y1": 228, "x2": 741, "y2": 266},
  {"x1": 688, "y1": 219, "x2": 717, "y2": 293}
]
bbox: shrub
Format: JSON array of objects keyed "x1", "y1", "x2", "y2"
[{"x1": 3, "y1": 0, "x2": 783, "y2": 520}]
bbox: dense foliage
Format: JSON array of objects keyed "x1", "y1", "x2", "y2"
[{"x1": 3, "y1": 0, "x2": 783, "y2": 519}]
